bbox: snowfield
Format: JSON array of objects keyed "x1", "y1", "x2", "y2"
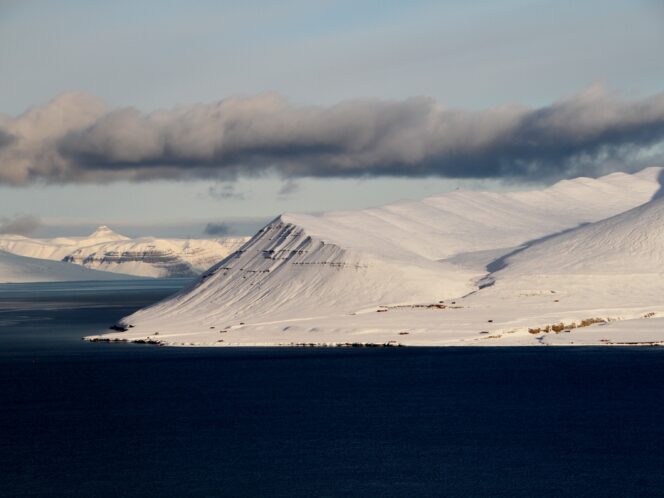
[
  {"x1": 0, "y1": 226, "x2": 248, "y2": 278},
  {"x1": 0, "y1": 250, "x2": 131, "y2": 283},
  {"x1": 87, "y1": 167, "x2": 664, "y2": 347}
]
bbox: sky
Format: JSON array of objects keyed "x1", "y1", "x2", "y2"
[{"x1": 1, "y1": 0, "x2": 663, "y2": 237}]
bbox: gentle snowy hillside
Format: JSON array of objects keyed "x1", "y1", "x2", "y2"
[
  {"x1": 87, "y1": 167, "x2": 664, "y2": 347},
  {"x1": 0, "y1": 226, "x2": 248, "y2": 278},
  {"x1": 497, "y1": 195, "x2": 664, "y2": 275},
  {"x1": 284, "y1": 167, "x2": 662, "y2": 262},
  {"x1": 456, "y1": 194, "x2": 664, "y2": 345},
  {"x1": 0, "y1": 250, "x2": 129, "y2": 283}
]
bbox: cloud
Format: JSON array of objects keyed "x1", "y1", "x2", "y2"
[
  {"x1": 277, "y1": 179, "x2": 299, "y2": 198},
  {"x1": 207, "y1": 183, "x2": 246, "y2": 200},
  {"x1": 0, "y1": 214, "x2": 41, "y2": 235},
  {"x1": 0, "y1": 129, "x2": 15, "y2": 149},
  {"x1": 204, "y1": 222, "x2": 233, "y2": 236},
  {"x1": 1, "y1": 85, "x2": 663, "y2": 186}
]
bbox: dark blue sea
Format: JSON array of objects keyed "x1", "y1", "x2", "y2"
[{"x1": 1, "y1": 280, "x2": 664, "y2": 497}]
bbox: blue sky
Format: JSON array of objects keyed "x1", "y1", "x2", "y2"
[{"x1": 1, "y1": 0, "x2": 662, "y2": 236}]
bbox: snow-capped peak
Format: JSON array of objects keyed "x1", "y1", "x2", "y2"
[
  {"x1": 88, "y1": 225, "x2": 128, "y2": 241},
  {"x1": 0, "y1": 225, "x2": 248, "y2": 278}
]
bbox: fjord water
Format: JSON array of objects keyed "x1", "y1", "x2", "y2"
[{"x1": 2, "y1": 281, "x2": 664, "y2": 497}]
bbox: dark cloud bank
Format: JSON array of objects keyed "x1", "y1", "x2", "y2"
[
  {"x1": 1, "y1": 85, "x2": 663, "y2": 186},
  {"x1": 0, "y1": 214, "x2": 40, "y2": 235},
  {"x1": 204, "y1": 222, "x2": 233, "y2": 236}
]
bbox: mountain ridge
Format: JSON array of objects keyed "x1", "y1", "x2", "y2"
[
  {"x1": 0, "y1": 226, "x2": 249, "y2": 278},
  {"x1": 86, "y1": 166, "x2": 664, "y2": 346},
  {"x1": 0, "y1": 250, "x2": 132, "y2": 283}
]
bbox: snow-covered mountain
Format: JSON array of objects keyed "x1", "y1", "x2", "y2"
[
  {"x1": 88, "y1": 167, "x2": 664, "y2": 347},
  {"x1": 464, "y1": 193, "x2": 664, "y2": 345},
  {"x1": 0, "y1": 250, "x2": 130, "y2": 283},
  {"x1": 497, "y1": 195, "x2": 664, "y2": 276},
  {"x1": 0, "y1": 226, "x2": 248, "y2": 278}
]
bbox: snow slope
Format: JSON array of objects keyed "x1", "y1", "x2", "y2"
[
  {"x1": 496, "y1": 195, "x2": 664, "y2": 276},
  {"x1": 88, "y1": 167, "x2": 664, "y2": 346},
  {"x1": 0, "y1": 226, "x2": 248, "y2": 278},
  {"x1": 460, "y1": 194, "x2": 664, "y2": 345},
  {"x1": 0, "y1": 250, "x2": 129, "y2": 283},
  {"x1": 283, "y1": 167, "x2": 661, "y2": 262}
]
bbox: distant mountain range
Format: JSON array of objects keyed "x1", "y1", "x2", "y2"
[
  {"x1": 88, "y1": 166, "x2": 664, "y2": 347},
  {"x1": 0, "y1": 226, "x2": 248, "y2": 279},
  {"x1": 0, "y1": 249, "x2": 131, "y2": 283}
]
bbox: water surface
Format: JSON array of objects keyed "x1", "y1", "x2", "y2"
[{"x1": 1, "y1": 280, "x2": 664, "y2": 497}]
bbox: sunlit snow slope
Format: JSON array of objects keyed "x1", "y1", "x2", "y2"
[
  {"x1": 90, "y1": 167, "x2": 664, "y2": 346},
  {"x1": 466, "y1": 193, "x2": 664, "y2": 346},
  {"x1": 498, "y1": 195, "x2": 664, "y2": 276}
]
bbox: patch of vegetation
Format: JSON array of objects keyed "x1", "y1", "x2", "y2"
[
  {"x1": 382, "y1": 302, "x2": 463, "y2": 311},
  {"x1": 528, "y1": 317, "x2": 607, "y2": 335},
  {"x1": 132, "y1": 339, "x2": 162, "y2": 345}
]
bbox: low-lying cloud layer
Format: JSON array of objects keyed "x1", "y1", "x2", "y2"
[
  {"x1": 204, "y1": 222, "x2": 233, "y2": 236},
  {"x1": 1, "y1": 85, "x2": 663, "y2": 186},
  {"x1": 0, "y1": 214, "x2": 41, "y2": 235}
]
